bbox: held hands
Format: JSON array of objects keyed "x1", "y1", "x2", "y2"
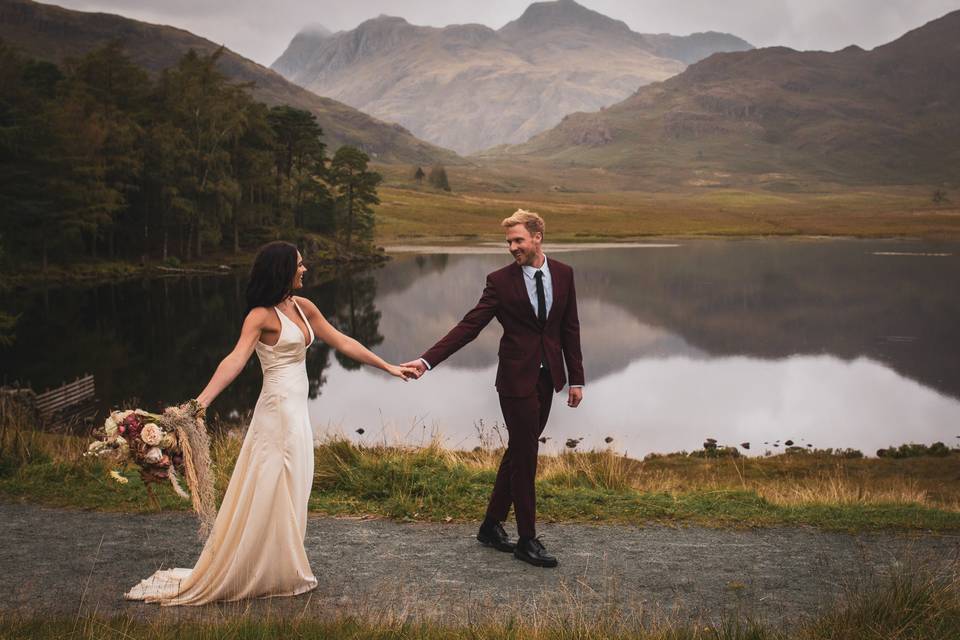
[
  {"x1": 399, "y1": 360, "x2": 428, "y2": 380},
  {"x1": 387, "y1": 364, "x2": 421, "y2": 381},
  {"x1": 567, "y1": 387, "x2": 583, "y2": 408}
]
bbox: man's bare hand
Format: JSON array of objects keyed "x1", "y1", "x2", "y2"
[
  {"x1": 567, "y1": 387, "x2": 583, "y2": 408},
  {"x1": 400, "y1": 360, "x2": 427, "y2": 379}
]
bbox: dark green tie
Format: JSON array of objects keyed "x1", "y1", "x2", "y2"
[{"x1": 535, "y1": 270, "x2": 547, "y2": 324}]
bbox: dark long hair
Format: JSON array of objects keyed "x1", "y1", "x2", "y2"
[{"x1": 245, "y1": 241, "x2": 299, "y2": 314}]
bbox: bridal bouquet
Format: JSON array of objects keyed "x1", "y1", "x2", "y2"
[{"x1": 86, "y1": 400, "x2": 216, "y2": 537}]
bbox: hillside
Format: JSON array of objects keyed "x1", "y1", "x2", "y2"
[
  {"x1": 0, "y1": 0, "x2": 459, "y2": 164},
  {"x1": 496, "y1": 10, "x2": 960, "y2": 185},
  {"x1": 272, "y1": 0, "x2": 751, "y2": 154}
]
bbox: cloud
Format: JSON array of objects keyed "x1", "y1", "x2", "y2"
[{"x1": 48, "y1": 0, "x2": 960, "y2": 66}]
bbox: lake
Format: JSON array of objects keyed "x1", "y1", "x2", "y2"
[{"x1": 3, "y1": 238, "x2": 959, "y2": 457}]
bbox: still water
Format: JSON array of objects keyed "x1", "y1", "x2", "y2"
[{"x1": 3, "y1": 239, "x2": 959, "y2": 456}]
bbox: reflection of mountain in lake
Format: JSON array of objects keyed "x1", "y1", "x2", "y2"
[
  {"x1": 370, "y1": 253, "x2": 705, "y2": 379},
  {"x1": 374, "y1": 240, "x2": 960, "y2": 400},
  {"x1": 3, "y1": 239, "x2": 958, "y2": 430},
  {"x1": 311, "y1": 352, "x2": 960, "y2": 457}
]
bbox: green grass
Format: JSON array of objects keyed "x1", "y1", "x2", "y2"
[
  {"x1": 2, "y1": 558, "x2": 958, "y2": 639},
  {"x1": 4, "y1": 428, "x2": 958, "y2": 533},
  {"x1": 372, "y1": 162, "x2": 960, "y2": 243}
]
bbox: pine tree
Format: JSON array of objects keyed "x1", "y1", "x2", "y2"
[
  {"x1": 267, "y1": 105, "x2": 327, "y2": 227},
  {"x1": 328, "y1": 146, "x2": 382, "y2": 252}
]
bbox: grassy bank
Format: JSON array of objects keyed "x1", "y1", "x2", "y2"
[
  {"x1": 2, "y1": 559, "x2": 958, "y2": 639},
  {"x1": 372, "y1": 162, "x2": 960, "y2": 242},
  {"x1": 2, "y1": 425, "x2": 959, "y2": 532}
]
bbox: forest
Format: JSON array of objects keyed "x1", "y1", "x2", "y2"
[{"x1": 0, "y1": 41, "x2": 382, "y2": 271}]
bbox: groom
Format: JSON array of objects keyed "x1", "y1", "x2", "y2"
[{"x1": 404, "y1": 209, "x2": 584, "y2": 568}]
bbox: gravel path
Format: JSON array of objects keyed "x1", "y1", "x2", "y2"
[{"x1": 1, "y1": 503, "x2": 958, "y2": 626}]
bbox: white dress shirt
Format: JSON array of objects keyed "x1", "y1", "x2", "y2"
[{"x1": 522, "y1": 255, "x2": 553, "y2": 319}]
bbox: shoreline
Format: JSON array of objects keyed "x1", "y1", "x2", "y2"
[
  {"x1": 380, "y1": 233, "x2": 960, "y2": 253},
  {"x1": 0, "y1": 251, "x2": 389, "y2": 289},
  {"x1": 3, "y1": 429, "x2": 959, "y2": 533},
  {"x1": 4, "y1": 234, "x2": 956, "y2": 287}
]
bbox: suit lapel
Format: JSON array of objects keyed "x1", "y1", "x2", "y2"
[{"x1": 546, "y1": 262, "x2": 563, "y2": 324}]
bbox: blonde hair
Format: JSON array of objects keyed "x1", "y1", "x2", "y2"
[{"x1": 501, "y1": 209, "x2": 545, "y2": 238}]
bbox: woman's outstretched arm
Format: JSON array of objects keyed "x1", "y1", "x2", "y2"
[
  {"x1": 295, "y1": 297, "x2": 414, "y2": 380},
  {"x1": 196, "y1": 308, "x2": 270, "y2": 408}
]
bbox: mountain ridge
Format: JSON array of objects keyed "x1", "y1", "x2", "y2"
[
  {"x1": 0, "y1": 0, "x2": 459, "y2": 164},
  {"x1": 272, "y1": 0, "x2": 752, "y2": 154},
  {"x1": 495, "y1": 9, "x2": 960, "y2": 185}
]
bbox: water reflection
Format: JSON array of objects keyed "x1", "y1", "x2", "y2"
[
  {"x1": 3, "y1": 239, "x2": 959, "y2": 455},
  {"x1": 0, "y1": 269, "x2": 384, "y2": 415},
  {"x1": 311, "y1": 353, "x2": 960, "y2": 457}
]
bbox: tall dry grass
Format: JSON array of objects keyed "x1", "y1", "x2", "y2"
[
  {"x1": 366, "y1": 436, "x2": 960, "y2": 510},
  {"x1": 3, "y1": 411, "x2": 959, "y2": 523}
]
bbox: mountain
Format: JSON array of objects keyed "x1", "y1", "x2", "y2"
[
  {"x1": 497, "y1": 10, "x2": 960, "y2": 185},
  {"x1": 0, "y1": 0, "x2": 458, "y2": 164},
  {"x1": 642, "y1": 31, "x2": 755, "y2": 65},
  {"x1": 272, "y1": 0, "x2": 752, "y2": 155}
]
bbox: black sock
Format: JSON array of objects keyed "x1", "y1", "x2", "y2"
[{"x1": 481, "y1": 516, "x2": 499, "y2": 530}]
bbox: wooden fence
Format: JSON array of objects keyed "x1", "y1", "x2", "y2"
[{"x1": 34, "y1": 374, "x2": 97, "y2": 431}]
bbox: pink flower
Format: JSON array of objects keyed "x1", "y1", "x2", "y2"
[{"x1": 141, "y1": 423, "x2": 163, "y2": 446}]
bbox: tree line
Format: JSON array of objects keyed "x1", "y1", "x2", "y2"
[{"x1": 0, "y1": 41, "x2": 382, "y2": 270}]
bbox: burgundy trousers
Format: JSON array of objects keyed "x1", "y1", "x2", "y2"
[{"x1": 485, "y1": 368, "x2": 555, "y2": 539}]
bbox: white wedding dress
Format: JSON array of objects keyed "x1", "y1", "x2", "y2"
[{"x1": 126, "y1": 302, "x2": 318, "y2": 605}]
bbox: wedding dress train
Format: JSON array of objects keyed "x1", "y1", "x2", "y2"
[{"x1": 126, "y1": 302, "x2": 318, "y2": 605}]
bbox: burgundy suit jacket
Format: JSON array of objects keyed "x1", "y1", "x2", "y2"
[{"x1": 421, "y1": 258, "x2": 585, "y2": 397}]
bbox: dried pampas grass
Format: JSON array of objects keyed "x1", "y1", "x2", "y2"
[{"x1": 164, "y1": 404, "x2": 216, "y2": 539}]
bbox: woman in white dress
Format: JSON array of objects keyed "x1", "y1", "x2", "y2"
[{"x1": 126, "y1": 241, "x2": 416, "y2": 605}]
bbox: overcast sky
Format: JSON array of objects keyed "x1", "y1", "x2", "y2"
[{"x1": 53, "y1": 0, "x2": 960, "y2": 66}]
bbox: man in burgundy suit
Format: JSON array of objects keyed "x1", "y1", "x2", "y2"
[{"x1": 403, "y1": 210, "x2": 584, "y2": 568}]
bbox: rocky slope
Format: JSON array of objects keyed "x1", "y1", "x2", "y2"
[
  {"x1": 498, "y1": 9, "x2": 960, "y2": 185},
  {"x1": 272, "y1": 0, "x2": 751, "y2": 154}
]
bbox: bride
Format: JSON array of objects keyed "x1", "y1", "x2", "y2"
[{"x1": 126, "y1": 241, "x2": 416, "y2": 605}]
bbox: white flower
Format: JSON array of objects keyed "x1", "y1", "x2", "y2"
[
  {"x1": 159, "y1": 432, "x2": 177, "y2": 450},
  {"x1": 103, "y1": 417, "x2": 118, "y2": 437},
  {"x1": 116, "y1": 410, "x2": 133, "y2": 421},
  {"x1": 109, "y1": 470, "x2": 129, "y2": 485},
  {"x1": 141, "y1": 423, "x2": 163, "y2": 446},
  {"x1": 85, "y1": 441, "x2": 108, "y2": 456},
  {"x1": 144, "y1": 447, "x2": 163, "y2": 464}
]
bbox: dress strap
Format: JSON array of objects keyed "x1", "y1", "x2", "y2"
[{"x1": 291, "y1": 300, "x2": 315, "y2": 346}]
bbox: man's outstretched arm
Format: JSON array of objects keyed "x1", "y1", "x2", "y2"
[{"x1": 403, "y1": 277, "x2": 499, "y2": 375}]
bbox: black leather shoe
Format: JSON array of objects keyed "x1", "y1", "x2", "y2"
[
  {"x1": 477, "y1": 521, "x2": 516, "y2": 552},
  {"x1": 514, "y1": 537, "x2": 558, "y2": 568}
]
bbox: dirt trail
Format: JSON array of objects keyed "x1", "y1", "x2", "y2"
[{"x1": 2, "y1": 503, "x2": 957, "y2": 625}]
